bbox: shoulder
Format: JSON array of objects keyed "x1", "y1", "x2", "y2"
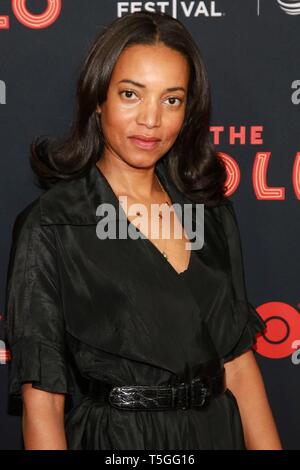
[
  {"x1": 12, "y1": 177, "x2": 72, "y2": 228},
  {"x1": 12, "y1": 172, "x2": 91, "y2": 235},
  {"x1": 203, "y1": 197, "x2": 238, "y2": 239},
  {"x1": 9, "y1": 195, "x2": 63, "y2": 273},
  {"x1": 10, "y1": 181, "x2": 66, "y2": 244},
  {"x1": 39, "y1": 168, "x2": 98, "y2": 225},
  {"x1": 11, "y1": 164, "x2": 101, "y2": 241},
  {"x1": 11, "y1": 197, "x2": 42, "y2": 240},
  {"x1": 205, "y1": 196, "x2": 234, "y2": 218}
]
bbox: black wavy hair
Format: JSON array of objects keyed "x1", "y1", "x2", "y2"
[{"x1": 30, "y1": 11, "x2": 228, "y2": 206}]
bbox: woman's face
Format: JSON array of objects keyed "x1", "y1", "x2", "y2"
[{"x1": 96, "y1": 43, "x2": 189, "y2": 169}]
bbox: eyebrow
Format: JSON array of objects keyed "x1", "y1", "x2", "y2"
[{"x1": 117, "y1": 79, "x2": 186, "y2": 93}]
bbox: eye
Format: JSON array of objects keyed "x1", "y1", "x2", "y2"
[
  {"x1": 118, "y1": 89, "x2": 183, "y2": 106},
  {"x1": 165, "y1": 97, "x2": 183, "y2": 106},
  {"x1": 119, "y1": 90, "x2": 137, "y2": 100}
]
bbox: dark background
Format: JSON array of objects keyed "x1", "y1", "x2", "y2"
[{"x1": 0, "y1": 0, "x2": 299, "y2": 449}]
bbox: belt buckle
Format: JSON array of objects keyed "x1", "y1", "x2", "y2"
[
  {"x1": 192, "y1": 376, "x2": 210, "y2": 408},
  {"x1": 177, "y1": 378, "x2": 210, "y2": 410}
]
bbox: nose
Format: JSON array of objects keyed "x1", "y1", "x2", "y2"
[{"x1": 136, "y1": 98, "x2": 161, "y2": 128}]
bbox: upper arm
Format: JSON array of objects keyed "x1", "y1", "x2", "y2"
[
  {"x1": 21, "y1": 383, "x2": 66, "y2": 416},
  {"x1": 4, "y1": 213, "x2": 74, "y2": 403},
  {"x1": 224, "y1": 349, "x2": 257, "y2": 387}
]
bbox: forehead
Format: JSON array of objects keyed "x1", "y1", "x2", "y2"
[{"x1": 111, "y1": 44, "x2": 189, "y2": 86}]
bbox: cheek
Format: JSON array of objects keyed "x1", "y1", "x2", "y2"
[
  {"x1": 164, "y1": 115, "x2": 184, "y2": 141},
  {"x1": 103, "y1": 107, "x2": 132, "y2": 139}
]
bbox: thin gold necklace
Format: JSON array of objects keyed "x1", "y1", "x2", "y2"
[{"x1": 135, "y1": 174, "x2": 171, "y2": 260}]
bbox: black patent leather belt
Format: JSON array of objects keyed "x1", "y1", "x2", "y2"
[{"x1": 88, "y1": 367, "x2": 226, "y2": 411}]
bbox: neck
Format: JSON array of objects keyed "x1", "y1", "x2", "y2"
[{"x1": 96, "y1": 157, "x2": 164, "y2": 201}]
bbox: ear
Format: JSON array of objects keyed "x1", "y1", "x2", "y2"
[{"x1": 96, "y1": 104, "x2": 101, "y2": 114}]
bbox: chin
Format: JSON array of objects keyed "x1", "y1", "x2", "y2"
[{"x1": 125, "y1": 157, "x2": 158, "y2": 169}]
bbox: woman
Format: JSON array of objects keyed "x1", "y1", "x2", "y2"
[{"x1": 4, "y1": 11, "x2": 282, "y2": 450}]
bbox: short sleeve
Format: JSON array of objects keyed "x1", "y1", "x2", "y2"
[
  {"x1": 218, "y1": 201, "x2": 267, "y2": 362},
  {"x1": 3, "y1": 208, "x2": 75, "y2": 400}
]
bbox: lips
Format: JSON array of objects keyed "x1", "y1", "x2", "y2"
[
  {"x1": 129, "y1": 135, "x2": 161, "y2": 142},
  {"x1": 128, "y1": 135, "x2": 161, "y2": 150}
]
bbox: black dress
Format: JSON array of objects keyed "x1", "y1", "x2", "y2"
[{"x1": 4, "y1": 159, "x2": 266, "y2": 450}]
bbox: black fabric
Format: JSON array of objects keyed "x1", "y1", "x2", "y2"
[
  {"x1": 4, "y1": 159, "x2": 266, "y2": 449},
  {"x1": 181, "y1": 205, "x2": 267, "y2": 364}
]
